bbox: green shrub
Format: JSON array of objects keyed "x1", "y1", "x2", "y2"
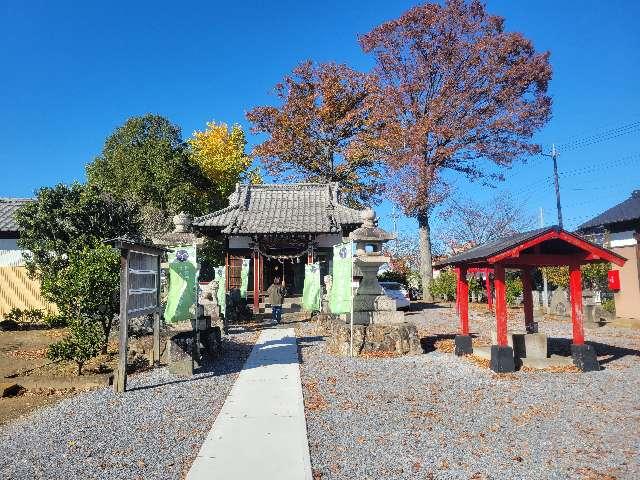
[
  {"x1": 429, "y1": 269, "x2": 457, "y2": 301},
  {"x1": 602, "y1": 298, "x2": 615, "y2": 314},
  {"x1": 2, "y1": 307, "x2": 45, "y2": 325},
  {"x1": 47, "y1": 318, "x2": 103, "y2": 375},
  {"x1": 506, "y1": 276, "x2": 523, "y2": 306},
  {"x1": 43, "y1": 313, "x2": 68, "y2": 328}
]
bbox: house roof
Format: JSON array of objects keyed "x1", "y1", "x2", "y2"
[
  {"x1": 0, "y1": 198, "x2": 32, "y2": 233},
  {"x1": 577, "y1": 190, "x2": 640, "y2": 231},
  {"x1": 434, "y1": 226, "x2": 625, "y2": 268},
  {"x1": 193, "y1": 183, "x2": 364, "y2": 235}
]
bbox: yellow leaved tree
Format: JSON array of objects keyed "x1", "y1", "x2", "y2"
[{"x1": 189, "y1": 122, "x2": 260, "y2": 198}]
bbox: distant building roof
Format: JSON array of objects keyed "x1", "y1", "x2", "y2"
[
  {"x1": 577, "y1": 190, "x2": 640, "y2": 232},
  {"x1": 193, "y1": 183, "x2": 363, "y2": 235},
  {"x1": 0, "y1": 198, "x2": 32, "y2": 233}
]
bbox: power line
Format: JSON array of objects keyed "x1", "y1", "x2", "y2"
[{"x1": 557, "y1": 120, "x2": 640, "y2": 152}]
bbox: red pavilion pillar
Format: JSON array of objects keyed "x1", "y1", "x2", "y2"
[
  {"x1": 485, "y1": 268, "x2": 493, "y2": 312},
  {"x1": 454, "y1": 266, "x2": 472, "y2": 355},
  {"x1": 490, "y1": 264, "x2": 515, "y2": 372},
  {"x1": 569, "y1": 263, "x2": 599, "y2": 371},
  {"x1": 521, "y1": 268, "x2": 534, "y2": 333}
]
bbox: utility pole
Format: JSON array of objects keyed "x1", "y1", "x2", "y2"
[
  {"x1": 540, "y1": 207, "x2": 550, "y2": 314},
  {"x1": 542, "y1": 144, "x2": 563, "y2": 228}
]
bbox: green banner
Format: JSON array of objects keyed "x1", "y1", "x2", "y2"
[
  {"x1": 240, "y1": 258, "x2": 250, "y2": 299},
  {"x1": 329, "y1": 243, "x2": 353, "y2": 314},
  {"x1": 303, "y1": 263, "x2": 321, "y2": 312},
  {"x1": 215, "y1": 265, "x2": 226, "y2": 316},
  {"x1": 164, "y1": 246, "x2": 197, "y2": 323}
]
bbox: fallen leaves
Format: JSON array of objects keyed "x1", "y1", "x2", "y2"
[
  {"x1": 304, "y1": 380, "x2": 328, "y2": 412},
  {"x1": 8, "y1": 347, "x2": 48, "y2": 359}
]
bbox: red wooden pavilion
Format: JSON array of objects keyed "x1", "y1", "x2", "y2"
[{"x1": 435, "y1": 226, "x2": 626, "y2": 372}]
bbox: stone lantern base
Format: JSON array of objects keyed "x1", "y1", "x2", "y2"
[{"x1": 316, "y1": 314, "x2": 422, "y2": 357}]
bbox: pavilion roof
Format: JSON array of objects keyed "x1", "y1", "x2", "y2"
[
  {"x1": 193, "y1": 183, "x2": 363, "y2": 235},
  {"x1": 434, "y1": 226, "x2": 626, "y2": 268}
]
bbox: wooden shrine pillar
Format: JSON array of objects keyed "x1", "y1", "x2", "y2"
[
  {"x1": 494, "y1": 265, "x2": 508, "y2": 347},
  {"x1": 457, "y1": 267, "x2": 469, "y2": 335},
  {"x1": 454, "y1": 266, "x2": 473, "y2": 355},
  {"x1": 485, "y1": 268, "x2": 493, "y2": 311},
  {"x1": 253, "y1": 248, "x2": 260, "y2": 313},
  {"x1": 259, "y1": 252, "x2": 264, "y2": 305},
  {"x1": 569, "y1": 264, "x2": 585, "y2": 345},
  {"x1": 569, "y1": 263, "x2": 600, "y2": 371},
  {"x1": 225, "y1": 250, "x2": 230, "y2": 291},
  {"x1": 521, "y1": 268, "x2": 534, "y2": 332},
  {"x1": 490, "y1": 264, "x2": 515, "y2": 372}
]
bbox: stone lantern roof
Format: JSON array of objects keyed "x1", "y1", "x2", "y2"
[
  {"x1": 349, "y1": 209, "x2": 395, "y2": 255},
  {"x1": 152, "y1": 211, "x2": 206, "y2": 247}
]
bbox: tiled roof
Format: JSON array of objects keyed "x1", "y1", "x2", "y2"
[
  {"x1": 434, "y1": 227, "x2": 550, "y2": 267},
  {"x1": 194, "y1": 183, "x2": 364, "y2": 235},
  {"x1": 578, "y1": 190, "x2": 640, "y2": 231},
  {"x1": 0, "y1": 198, "x2": 32, "y2": 233}
]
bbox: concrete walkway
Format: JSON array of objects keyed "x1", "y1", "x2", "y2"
[{"x1": 187, "y1": 327, "x2": 313, "y2": 480}]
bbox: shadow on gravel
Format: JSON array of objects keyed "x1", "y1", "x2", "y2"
[
  {"x1": 548, "y1": 337, "x2": 640, "y2": 368},
  {"x1": 419, "y1": 333, "x2": 482, "y2": 353}
]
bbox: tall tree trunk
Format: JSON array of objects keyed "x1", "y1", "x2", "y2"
[{"x1": 418, "y1": 211, "x2": 434, "y2": 302}]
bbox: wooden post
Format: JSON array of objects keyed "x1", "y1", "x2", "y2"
[
  {"x1": 494, "y1": 264, "x2": 508, "y2": 347},
  {"x1": 455, "y1": 267, "x2": 460, "y2": 314},
  {"x1": 521, "y1": 268, "x2": 534, "y2": 332},
  {"x1": 152, "y1": 254, "x2": 161, "y2": 366},
  {"x1": 225, "y1": 250, "x2": 230, "y2": 291},
  {"x1": 115, "y1": 249, "x2": 129, "y2": 393},
  {"x1": 259, "y1": 252, "x2": 264, "y2": 306},
  {"x1": 253, "y1": 248, "x2": 259, "y2": 314},
  {"x1": 569, "y1": 264, "x2": 585, "y2": 345},
  {"x1": 457, "y1": 266, "x2": 469, "y2": 335},
  {"x1": 485, "y1": 268, "x2": 493, "y2": 311}
]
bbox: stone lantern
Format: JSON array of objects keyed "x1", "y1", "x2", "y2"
[{"x1": 349, "y1": 209, "x2": 404, "y2": 325}]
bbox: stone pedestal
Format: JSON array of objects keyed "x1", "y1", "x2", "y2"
[
  {"x1": 317, "y1": 315, "x2": 421, "y2": 356},
  {"x1": 165, "y1": 321, "x2": 222, "y2": 376}
]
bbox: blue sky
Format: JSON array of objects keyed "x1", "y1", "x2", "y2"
[{"x1": 2, "y1": 1, "x2": 639, "y2": 240}]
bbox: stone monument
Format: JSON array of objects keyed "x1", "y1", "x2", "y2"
[{"x1": 349, "y1": 209, "x2": 404, "y2": 325}]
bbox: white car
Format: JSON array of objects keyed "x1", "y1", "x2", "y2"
[{"x1": 379, "y1": 282, "x2": 411, "y2": 311}]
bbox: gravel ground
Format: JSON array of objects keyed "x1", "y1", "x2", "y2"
[
  {"x1": 299, "y1": 306, "x2": 640, "y2": 480},
  {"x1": 0, "y1": 329, "x2": 256, "y2": 480}
]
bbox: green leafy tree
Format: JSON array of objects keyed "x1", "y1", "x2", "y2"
[
  {"x1": 16, "y1": 184, "x2": 141, "y2": 352},
  {"x1": 542, "y1": 263, "x2": 610, "y2": 290},
  {"x1": 86, "y1": 114, "x2": 218, "y2": 232},
  {"x1": 53, "y1": 244, "x2": 121, "y2": 352}
]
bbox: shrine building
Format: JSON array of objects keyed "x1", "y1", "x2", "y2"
[{"x1": 193, "y1": 183, "x2": 363, "y2": 312}]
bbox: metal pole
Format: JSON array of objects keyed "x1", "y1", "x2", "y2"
[
  {"x1": 116, "y1": 249, "x2": 129, "y2": 393},
  {"x1": 540, "y1": 208, "x2": 550, "y2": 314},
  {"x1": 550, "y1": 144, "x2": 563, "y2": 228}
]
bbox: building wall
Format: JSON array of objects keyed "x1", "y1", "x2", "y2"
[
  {"x1": 0, "y1": 238, "x2": 19, "y2": 250},
  {"x1": 611, "y1": 244, "x2": 640, "y2": 319},
  {"x1": 0, "y1": 265, "x2": 55, "y2": 317}
]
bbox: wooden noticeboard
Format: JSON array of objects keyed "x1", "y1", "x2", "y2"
[{"x1": 107, "y1": 239, "x2": 166, "y2": 393}]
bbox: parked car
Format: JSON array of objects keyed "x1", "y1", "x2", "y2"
[{"x1": 380, "y1": 281, "x2": 411, "y2": 311}]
